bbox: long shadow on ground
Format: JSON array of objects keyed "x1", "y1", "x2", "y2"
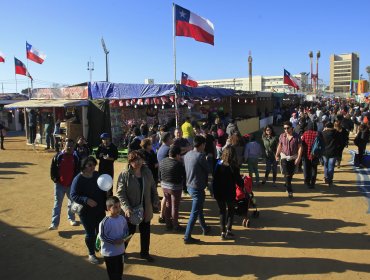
[{"x1": 0, "y1": 220, "x2": 150, "y2": 280}]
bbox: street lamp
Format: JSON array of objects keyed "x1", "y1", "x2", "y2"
[
  {"x1": 87, "y1": 58, "x2": 94, "y2": 84},
  {"x1": 101, "y1": 37, "x2": 110, "y2": 82}
]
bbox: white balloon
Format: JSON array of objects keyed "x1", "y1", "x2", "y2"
[{"x1": 97, "y1": 174, "x2": 113, "y2": 191}]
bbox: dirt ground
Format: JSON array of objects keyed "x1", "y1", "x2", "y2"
[{"x1": 0, "y1": 135, "x2": 369, "y2": 280}]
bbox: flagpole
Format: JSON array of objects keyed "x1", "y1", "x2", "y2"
[
  {"x1": 15, "y1": 73, "x2": 18, "y2": 94},
  {"x1": 173, "y1": 3, "x2": 179, "y2": 127}
]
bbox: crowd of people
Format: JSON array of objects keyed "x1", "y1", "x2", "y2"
[{"x1": 46, "y1": 98, "x2": 370, "y2": 280}]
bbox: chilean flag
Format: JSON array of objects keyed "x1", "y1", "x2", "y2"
[
  {"x1": 15, "y1": 57, "x2": 32, "y2": 80},
  {"x1": 283, "y1": 69, "x2": 299, "y2": 90},
  {"x1": 175, "y1": 4, "x2": 214, "y2": 46},
  {"x1": 181, "y1": 72, "x2": 198, "y2": 87},
  {"x1": 0, "y1": 52, "x2": 5, "y2": 63},
  {"x1": 26, "y1": 42, "x2": 46, "y2": 64}
]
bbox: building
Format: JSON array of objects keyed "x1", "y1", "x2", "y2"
[
  {"x1": 196, "y1": 73, "x2": 308, "y2": 93},
  {"x1": 330, "y1": 53, "x2": 359, "y2": 93}
]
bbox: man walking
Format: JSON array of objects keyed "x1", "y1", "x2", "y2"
[
  {"x1": 183, "y1": 135, "x2": 211, "y2": 244},
  {"x1": 49, "y1": 139, "x2": 80, "y2": 230},
  {"x1": 275, "y1": 121, "x2": 302, "y2": 198}
]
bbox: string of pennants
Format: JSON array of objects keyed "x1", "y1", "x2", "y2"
[{"x1": 109, "y1": 95, "x2": 266, "y2": 108}]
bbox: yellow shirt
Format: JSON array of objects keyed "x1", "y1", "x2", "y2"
[{"x1": 181, "y1": 121, "x2": 194, "y2": 139}]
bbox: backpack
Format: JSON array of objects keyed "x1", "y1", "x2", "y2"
[{"x1": 311, "y1": 134, "x2": 325, "y2": 158}]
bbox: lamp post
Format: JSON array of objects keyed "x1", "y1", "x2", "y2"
[
  {"x1": 101, "y1": 37, "x2": 109, "y2": 82},
  {"x1": 87, "y1": 58, "x2": 94, "y2": 84}
]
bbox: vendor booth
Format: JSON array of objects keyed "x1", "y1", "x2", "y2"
[
  {"x1": 89, "y1": 82, "x2": 236, "y2": 146},
  {"x1": 5, "y1": 86, "x2": 89, "y2": 145},
  {"x1": 0, "y1": 93, "x2": 29, "y2": 131}
]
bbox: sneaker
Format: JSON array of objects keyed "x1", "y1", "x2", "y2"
[
  {"x1": 140, "y1": 253, "x2": 154, "y2": 262},
  {"x1": 221, "y1": 233, "x2": 226, "y2": 240},
  {"x1": 70, "y1": 220, "x2": 78, "y2": 226},
  {"x1": 202, "y1": 225, "x2": 211, "y2": 236},
  {"x1": 48, "y1": 224, "x2": 58, "y2": 230},
  {"x1": 184, "y1": 237, "x2": 200, "y2": 244},
  {"x1": 158, "y1": 216, "x2": 165, "y2": 224},
  {"x1": 288, "y1": 192, "x2": 293, "y2": 198},
  {"x1": 88, "y1": 254, "x2": 100, "y2": 264}
]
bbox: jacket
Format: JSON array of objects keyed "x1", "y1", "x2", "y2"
[
  {"x1": 116, "y1": 165, "x2": 159, "y2": 222},
  {"x1": 322, "y1": 128, "x2": 340, "y2": 158},
  {"x1": 50, "y1": 151, "x2": 80, "y2": 183},
  {"x1": 213, "y1": 160, "x2": 243, "y2": 202},
  {"x1": 262, "y1": 135, "x2": 278, "y2": 160}
]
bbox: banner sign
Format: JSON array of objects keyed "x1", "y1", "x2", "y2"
[{"x1": 31, "y1": 86, "x2": 88, "y2": 99}]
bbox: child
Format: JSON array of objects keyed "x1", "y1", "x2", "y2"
[
  {"x1": 244, "y1": 134, "x2": 262, "y2": 185},
  {"x1": 99, "y1": 196, "x2": 129, "y2": 280}
]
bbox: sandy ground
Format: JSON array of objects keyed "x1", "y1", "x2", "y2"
[{"x1": 0, "y1": 135, "x2": 370, "y2": 280}]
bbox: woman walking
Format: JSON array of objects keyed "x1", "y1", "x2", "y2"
[
  {"x1": 354, "y1": 124, "x2": 369, "y2": 168},
  {"x1": 213, "y1": 146, "x2": 244, "y2": 240},
  {"x1": 261, "y1": 125, "x2": 278, "y2": 187},
  {"x1": 116, "y1": 151, "x2": 160, "y2": 262},
  {"x1": 334, "y1": 119, "x2": 349, "y2": 168},
  {"x1": 70, "y1": 156, "x2": 107, "y2": 264}
]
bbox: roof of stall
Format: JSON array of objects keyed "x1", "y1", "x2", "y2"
[{"x1": 89, "y1": 82, "x2": 236, "y2": 100}]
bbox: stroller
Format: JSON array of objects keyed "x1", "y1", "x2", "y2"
[{"x1": 235, "y1": 175, "x2": 259, "y2": 227}]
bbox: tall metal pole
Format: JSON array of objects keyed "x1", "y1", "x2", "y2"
[
  {"x1": 248, "y1": 50, "x2": 253, "y2": 91},
  {"x1": 316, "y1": 51, "x2": 320, "y2": 95},
  {"x1": 105, "y1": 53, "x2": 109, "y2": 82},
  {"x1": 173, "y1": 3, "x2": 179, "y2": 127},
  {"x1": 309, "y1": 51, "x2": 313, "y2": 93},
  {"x1": 87, "y1": 58, "x2": 94, "y2": 84},
  {"x1": 101, "y1": 38, "x2": 110, "y2": 82}
]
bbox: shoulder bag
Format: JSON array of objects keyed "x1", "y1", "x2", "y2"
[{"x1": 129, "y1": 177, "x2": 145, "y2": 225}]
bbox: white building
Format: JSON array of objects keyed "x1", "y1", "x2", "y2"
[{"x1": 197, "y1": 73, "x2": 309, "y2": 93}]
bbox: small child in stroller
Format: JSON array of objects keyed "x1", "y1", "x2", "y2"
[{"x1": 235, "y1": 175, "x2": 259, "y2": 227}]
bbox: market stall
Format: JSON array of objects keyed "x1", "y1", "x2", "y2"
[
  {"x1": 5, "y1": 86, "x2": 89, "y2": 145},
  {"x1": 89, "y1": 82, "x2": 237, "y2": 146}
]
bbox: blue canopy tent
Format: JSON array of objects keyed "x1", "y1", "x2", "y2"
[{"x1": 88, "y1": 82, "x2": 236, "y2": 100}]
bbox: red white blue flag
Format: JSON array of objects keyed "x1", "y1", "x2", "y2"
[
  {"x1": 175, "y1": 4, "x2": 214, "y2": 45},
  {"x1": 15, "y1": 57, "x2": 32, "y2": 80},
  {"x1": 26, "y1": 42, "x2": 46, "y2": 64},
  {"x1": 0, "y1": 52, "x2": 4, "y2": 63},
  {"x1": 181, "y1": 72, "x2": 198, "y2": 87},
  {"x1": 283, "y1": 69, "x2": 299, "y2": 90}
]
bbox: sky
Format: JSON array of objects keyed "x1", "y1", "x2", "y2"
[{"x1": 0, "y1": 0, "x2": 369, "y2": 93}]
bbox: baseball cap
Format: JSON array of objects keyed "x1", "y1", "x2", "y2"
[{"x1": 100, "y1": 133, "x2": 110, "y2": 139}]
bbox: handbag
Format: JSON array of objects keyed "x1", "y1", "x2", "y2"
[
  {"x1": 71, "y1": 201, "x2": 84, "y2": 215},
  {"x1": 129, "y1": 177, "x2": 145, "y2": 225}
]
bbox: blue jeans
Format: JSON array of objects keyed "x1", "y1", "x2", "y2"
[
  {"x1": 184, "y1": 187, "x2": 207, "y2": 240},
  {"x1": 247, "y1": 158, "x2": 260, "y2": 183},
  {"x1": 45, "y1": 131, "x2": 54, "y2": 149},
  {"x1": 51, "y1": 183, "x2": 75, "y2": 226},
  {"x1": 265, "y1": 158, "x2": 277, "y2": 182},
  {"x1": 323, "y1": 156, "x2": 336, "y2": 183}
]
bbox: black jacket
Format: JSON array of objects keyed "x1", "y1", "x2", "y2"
[
  {"x1": 50, "y1": 151, "x2": 80, "y2": 183},
  {"x1": 322, "y1": 129, "x2": 340, "y2": 158}
]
